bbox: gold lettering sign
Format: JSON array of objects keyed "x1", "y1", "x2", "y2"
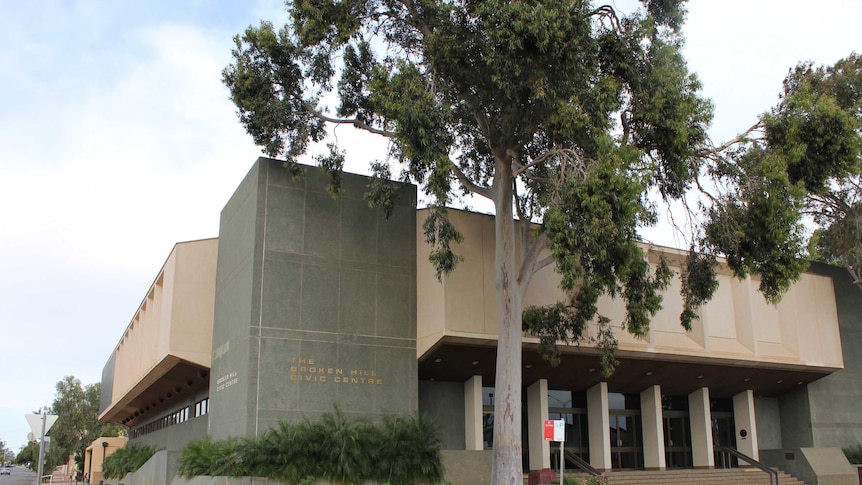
[{"x1": 288, "y1": 357, "x2": 383, "y2": 386}]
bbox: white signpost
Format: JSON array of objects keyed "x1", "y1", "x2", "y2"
[
  {"x1": 25, "y1": 413, "x2": 58, "y2": 485},
  {"x1": 543, "y1": 419, "x2": 566, "y2": 485}
]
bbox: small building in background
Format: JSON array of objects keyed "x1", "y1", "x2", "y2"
[{"x1": 83, "y1": 437, "x2": 127, "y2": 485}]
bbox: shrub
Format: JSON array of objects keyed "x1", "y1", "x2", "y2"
[
  {"x1": 177, "y1": 410, "x2": 444, "y2": 484},
  {"x1": 177, "y1": 436, "x2": 254, "y2": 477},
  {"x1": 378, "y1": 414, "x2": 443, "y2": 485},
  {"x1": 843, "y1": 443, "x2": 862, "y2": 464},
  {"x1": 101, "y1": 444, "x2": 156, "y2": 479},
  {"x1": 563, "y1": 474, "x2": 608, "y2": 485}
]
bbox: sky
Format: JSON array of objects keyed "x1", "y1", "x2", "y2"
[{"x1": 0, "y1": 0, "x2": 859, "y2": 453}]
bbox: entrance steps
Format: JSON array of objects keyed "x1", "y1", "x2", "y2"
[{"x1": 602, "y1": 467, "x2": 808, "y2": 485}]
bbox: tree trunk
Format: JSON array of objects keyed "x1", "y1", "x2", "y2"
[{"x1": 491, "y1": 163, "x2": 525, "y2": 485}]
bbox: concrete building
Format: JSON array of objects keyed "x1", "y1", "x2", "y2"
[
  {"x1": 97, "y1": 158, "x2": 862, "y2": 484},
  {"x1": 82, "y1": 437, "x2": 128, "y2": 485}
]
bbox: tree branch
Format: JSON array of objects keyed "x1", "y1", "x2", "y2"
[
  {"x1": 513, "y1": 147, "x2": 591, "y2": 178},
  {"x1": 519, "y1": 232, "x2": 549, "y2": 291},
  {"x1": 451, "y1": 159, "x2": 493, "y2": 200},
  {"x1": 591, "y1": 5, "x2": 622, "y2": 32},
  {"x1": 707, "y1": 121, "x2": 763, "y2": 154},
  {"x1": 533, "y1": 256, "x2": 555, "y2": 274},
  {"x1": 398, "y1": 0, "x2": 433, "y2": 38},
  {"x1": 301, "y1": 101, "x2": 397, "y2": 137}
]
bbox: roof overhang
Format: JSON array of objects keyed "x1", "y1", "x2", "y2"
[
  {"x1": 419, "y1": 337, "x2": 840, "y2": 398},
  {"x1": 98, "y1": 355, "x2": 209, "y2": 427}
]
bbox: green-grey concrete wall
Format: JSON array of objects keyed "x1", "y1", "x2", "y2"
[
  {"x1": 774, "y1": 264, "x2": 862, "y2": 450},
  {"x1": 755, "y1": 397, "x2": 782, "y2": 450},
  {"x1": 208, "y1": 159, "x2": 263, "y2": 440},
  {"x1": 208, "y1": 158, "x2": 418, "y2": 441},
  {"x1": 440, "y1": 450, "x2": 493, "y2": 485},
  {"x1": 761, "y1": 448, "x2": 858, "y2": 485},
  {"x1": 780, "y1": 379, "x2": 815, "y2": 449},
  {"x1": 806, "y1": 264, "x2": 862, "y2": 448},
  {"x1": 419, "y1": 380, "x2": 466, "y2": 450}
]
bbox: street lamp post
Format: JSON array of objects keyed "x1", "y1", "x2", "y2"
[
  {"x1": 86, "y1": 449, "x2": 92, "y2": 485},
  {"x1": 100, "y1": 442, "x2": 107, "y2": 485}
]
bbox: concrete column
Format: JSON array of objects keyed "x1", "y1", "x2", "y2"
[
  {"x1": 640, "y1": 385, "x2": 666, "y2": 469},
  {"x1": 587, "y1": 382, "x2": 612, "y2": 471},
  {"x1": 528, "y1": 379, "x2": 550, "y2": 471},
  {"x1": 464, "y1": 375, "x2": 483, "y2": 451},
  {"x1": 688, "y1": 387, "x2": 715, "y2": 468},
  {"x1": 733, "y1": 390, "x2": 759, "y2": 460}
]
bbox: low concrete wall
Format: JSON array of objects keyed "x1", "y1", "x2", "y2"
[
  {"x1": 761, "y1": 448, "x2": 857, "y2": 485},
  {"x1": 113, "y1": 450, "x2": 180, "y2": 485},
  {"x1": 171, "y1": 477, "x2": 275, "y2": 485},
  {"x1": 118, "y1": 449, "x2": 491, "y2": 485},
  {"x1": 441, "y1": 450, "x2": 493, "y2": 485}
]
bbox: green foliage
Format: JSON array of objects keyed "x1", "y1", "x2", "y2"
[
  {"x1": 563, "y1": 474, "x2": 608, "y2": 485},
  {"x1": 523, "y1": 303, "x2": 587, "y2": 367},
  {"x1": 223, "y1": 0, "x2": 712, "y2": 287},
  {"x1": 765, "y1": 55, "x2": 862, "y2": 194},
  {"x1": 781, "y1": 54, "x2": 862, "y2": 289},
  {"x1": 704, "y1": 146, "x2": 809, "y2": 302},
  {"x1": 0, "y1": 440, "x2": 14, "y2": 463},
  {"x1": 379, "y1": 414, "x2": 443, "y2": 485},
  {"x1": 45, "y1": 377, "x2": 123, "y2": 472},
  {"x1": 177, "y1": 437, "x2": 253, "y2": 478},
  {"x1": 423, "y1": 205, "x2": 464, "y2": 280},
  {"x1": 525, "y1": 141, "x2": 673, "y2": 366},
  {"x1": 679, "y1": 251, "x2": 718, "y2": 330},
  {"x1": 178, "y1": 411, "x2": 443, "y2": 485},
  {"x1": 724, "y1": 53, "x2": 862, "y2": 292},
  {"x1": 364, "y1": 161, "x2": 402, "y2": 219},
  {"x1": 315, "y1": 143, "x2": 346, "y2": 197},
  {"x1": 101, "y1": 445, "x2": 156, "y2": 479},
  {"x1": 16, "y1": 441, "x2": 39, "y2": 468},
  {"x1": 843, "y1": 443, "x2": 862, "y2": 464},
  {"x1": 222, "y1": 2, "x2": 846, "y2": 481}
]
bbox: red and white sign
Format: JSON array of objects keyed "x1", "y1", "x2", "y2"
[{"x1": 543, "y1": 419, "x2": 565, "y2": 442}]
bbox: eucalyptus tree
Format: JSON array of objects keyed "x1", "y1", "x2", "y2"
[
  {"x1": 757, "y1": 54, "x2": 861, "y2": 290},
  {"x1": 0, "y1": 440, "x2": 14, "y2": 463},
  {"x1": 48, "y1": 377, "x2": 122, "y2": 472},
  {"x1": 223, "y1": 1, "x2": 808, "y2": 482}
]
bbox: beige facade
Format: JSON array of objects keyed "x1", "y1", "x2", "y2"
[
  {"x1": 417, "y1": 209, "x2": 843, "y2": 372},
  {"x1": 416, "y1": 209, "x2": 845, "y2": 473},
  {"x1": 99, "y1": 239, "x2": 218, "y2": 427}
]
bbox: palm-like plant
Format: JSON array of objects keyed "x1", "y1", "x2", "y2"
[
  {"x1": 101, "y1": 445, "x2": 156, "y2": 479},
  {"x1": 379, "y1": 414, "x2": 443, "y2": 485},
  {"x1": 176, "y1": 410, "x2": 443, "y2": 484}
]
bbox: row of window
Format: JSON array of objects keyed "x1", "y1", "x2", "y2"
[{"x1": 129, "y1": 398, "x2": 209, "y2": 439}]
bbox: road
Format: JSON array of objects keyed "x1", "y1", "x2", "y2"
[{"x1": 0, "y1": 467, "x2": 37, "y2": 485}]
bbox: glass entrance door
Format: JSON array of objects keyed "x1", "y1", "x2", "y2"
[
  {"x1": 610, "y1": 413, "x2": 643, "y2": 469},
  {"x1": 663, "y1": 414, "x2": 692, "y2": 468},
  {"x1": 712, "y1": 413, "x2": 736, "y2": 467}
]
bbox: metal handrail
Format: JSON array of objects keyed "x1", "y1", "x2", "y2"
[
  {"x1": 563, "y1": 449, "x2": 602, "y2": 478},
  {"x1": 715, "y1": 446, "x2": 780, "y2": 485}
]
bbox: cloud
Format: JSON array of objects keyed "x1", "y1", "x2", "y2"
[{"x1": 0, "y1": 7, "x2": 272, "y2": 451}]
